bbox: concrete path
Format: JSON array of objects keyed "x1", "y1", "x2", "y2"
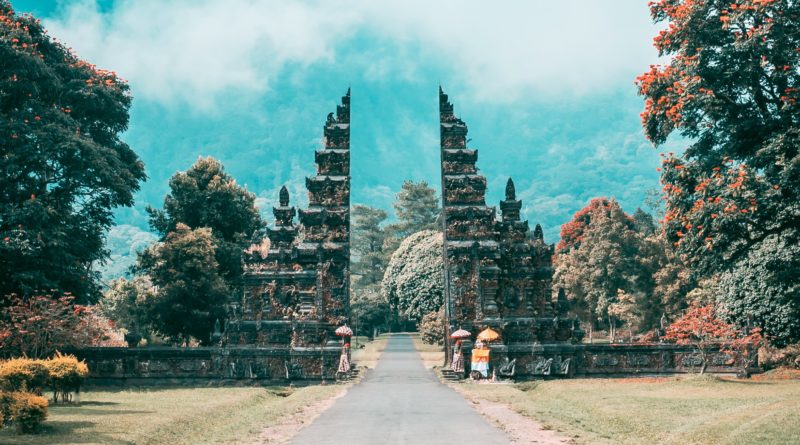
[{"x1": 289, "y1": 334, "x2": 509, "y2": 445}]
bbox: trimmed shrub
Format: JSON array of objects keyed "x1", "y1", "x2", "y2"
[
  {"x1": 0, "y1": 391, "x2": 48, "y2": 433},
  {"x1": 0, "y1": 358, "x2": 49, "y2": 394},
  {"x1": 12, "y1": 391, "x2": 48, "y2": 433},
  {"x1": 46, "y1": 352, "x2": 89, "y2": 403}
]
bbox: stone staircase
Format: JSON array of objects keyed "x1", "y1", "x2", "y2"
[
  {"x1": 336, "y1": 365, "x2": 361, "y2": 383},
  {"x1": 440, "y1": 368, "x2": 463, "y2": 382}
]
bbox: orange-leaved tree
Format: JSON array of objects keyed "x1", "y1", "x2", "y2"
[{"x1": 636, "y1": 0, "x2": 800, "y2": 346}]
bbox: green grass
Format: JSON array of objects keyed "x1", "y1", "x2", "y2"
[
  {"x1": 458, "y1": 375, "x2": 800, "y2": 444},
  {"x1": 0, "y1": 385, "x2": 342, "y2": 445}
]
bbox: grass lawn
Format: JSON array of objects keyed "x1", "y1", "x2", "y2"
[
  {"x1": 0, "y1": 384, "x2": 343, "y2": 445},
  {"x1": 457, "y1": 373, "x2": 800, "y2": 444},
  {"x1": 351, "y1": 334, "x2": 389, "y2": 369},
  {"x1": 409, "y1": 334, "x2": 444, "y2": 369}
]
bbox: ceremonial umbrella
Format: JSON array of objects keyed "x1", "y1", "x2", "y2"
[
  {"x1": 450, "y1": 328, "x2": 471, "y2": 339},
  {"x1": 477, "y1": 327, "x2": 501, "y2": 342},
  {"x1": 335, "y1": 325, "x2": 353, "y2": 337}
]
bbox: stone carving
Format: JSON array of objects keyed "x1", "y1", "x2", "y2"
[
  {"x1": 681, "y1": 354, "x2": 705, "y2": 367},
  {"x1": 439, "y1": 87, "x2": 583, "y2": 378},
  {"x1": 592, "y1": 355, "x2": 620, "y2": 367},
  {"x1": 497, "y1": 357, "x2": 517, "y2": 377},
  {"x1": 628, "y1": 354, "x2": 651, "y2": 367},
  {"x1": 528, "y1": 357, "x2": 554, "y2": 375},
  {"x1": 285, "y1": 361, "x2": 304, "y2": 380},
  {"x1": 219, "y1": 89, "x2": 351, "y2": 378}
]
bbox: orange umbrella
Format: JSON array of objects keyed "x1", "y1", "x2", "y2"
[{"x1": 477, "y1": 327, "x2": 501, "y2": 342}]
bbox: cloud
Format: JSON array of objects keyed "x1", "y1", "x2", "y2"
[
  {"x1": 43, "y1": 0, "x2": 661, "y2": 108},
  {"x1": 45, "y1": 0, "x2": 360, "y2": 109}
]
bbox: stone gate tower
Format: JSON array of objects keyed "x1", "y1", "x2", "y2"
[
  {"x1": 222, "y1": 89, "x2": 351, "y2": 380},
  {"x1": 439, "y1": 87, "x2": 583, "y2": 377}
]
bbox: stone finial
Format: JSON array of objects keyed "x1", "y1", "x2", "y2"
[
  {"x1": 533, "y1": 224, "x2": 544, "y2": 241},
  {"x1": 279, "y1": 185, "x2": 290, "y2": 207},
  {"x1": 505, "y1": 178, "x2": 516, "y2": 201}
]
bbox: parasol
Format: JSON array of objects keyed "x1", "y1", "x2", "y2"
[
  {"x1": 476, "y1": 327, "x2": 501, "y2": 342},
  {"x1": 335, "y1": 325, "x2": 353, "y2": 337},
  {"x1": 450, "y1": 328, "x2": 471, "y2": 339}
]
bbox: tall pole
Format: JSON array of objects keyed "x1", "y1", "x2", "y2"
[{"x1": 439, "y1": 86, "x2": 452, "y2": 367}]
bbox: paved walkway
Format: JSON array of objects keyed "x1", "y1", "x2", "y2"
[{"x1": 289, "y1": 334, "x2": 509, "y2": 445}]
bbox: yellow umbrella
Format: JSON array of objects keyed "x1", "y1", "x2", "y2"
[{"x1": 477, "y1": 327, "x2": 501, "y2": 342}]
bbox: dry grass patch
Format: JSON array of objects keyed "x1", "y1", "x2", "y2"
[
  {"x1": 350, "y1": 334, "x2": 389, "y2": 369},
  {"x1": 410, "y1": 333, "x2": 444, "y2": 369},
  {"x1": 0, "y1": 385, "x2": 343, "y2": 445},
  {"x1": 458, "y1": 374, "x2": 800, "y2": 445}
]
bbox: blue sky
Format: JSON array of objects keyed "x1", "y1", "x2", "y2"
[{"x1": 13, "y1": 0, "x2": 678, "y2": 248}]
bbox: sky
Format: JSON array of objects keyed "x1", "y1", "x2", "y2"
[{"x1": 11, "y1": 0, "x2": 680, "y2": 275}]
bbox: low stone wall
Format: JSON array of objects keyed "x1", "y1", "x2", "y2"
[
  {"x1": 71, "y1": 346, "x2": 341, "y2": 386},
  {"x1": 477, "y1": 342, "x2": 758, "y2": 379}
]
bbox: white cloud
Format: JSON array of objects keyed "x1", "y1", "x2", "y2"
[
  {"x1": 45, "y1": 0, "x2": 360, "y2": 109},
  {"x1": 43, "y1": 0, "x2": 661, "y2": 108}
]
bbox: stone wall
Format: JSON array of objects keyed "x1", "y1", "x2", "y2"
[{"x1": 71, "y1": 346, "x2": 341, "y2": 386}]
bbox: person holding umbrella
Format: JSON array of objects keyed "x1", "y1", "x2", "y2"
[
  {"x1": 450, "y1": 328, "x2": 470, "y2": 375},
  {"x1": 335, "y1": 325, "x2": 353, "y2": 375}
]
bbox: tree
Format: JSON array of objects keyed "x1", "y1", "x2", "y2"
[
  {"x1": 136, "y1": 224, "x2": 228, "y2": 345},
  {"x1": 98, "y1": 276, "x2": 154, "y2": 337},
  {"x1": 0, "y1": 294, "x2": 117, "y2": 358},
  {"x1": 0, "y1": 2, "x2": 146, "y2": 302},
  {"x1": 637, "y1": 0, "x2": 800, "y2": 345},
  {"x1": 554, "y1": 199, "x2": 644, "y2": 338},
  {"x1": 392, "y1": 180, "x2": 440, "y2": 237},
  {"x1": 663, "y1": 304, "x2": 762, "y2": 374},
  {"x1": 351, "y1": 205, "x2": 389, "y2": 286},
  {"x1": 350, "y1": 284, "x2": 390, "y2": 339},
  {"x1": 382, "y1": 230, "x2": 443, "y2": 322},
  {"x1": 147, "y1": 157, "x2": 262, "y2": 282}
]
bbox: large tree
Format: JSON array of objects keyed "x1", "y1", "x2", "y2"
[
  {"x1": 554, "y1": 199, "x2": 645, "y2": 339},
  {"x1": 0, "y1": 2, "x2": 146, "y2": 302},
  {"x1": 382, "y1": 180, "x2": 441, "y2": 261},
  {"x1": 136, "y1": 224, "x2": 227, "y2": 345},
  {"x1": 147, "y1": 157, "x2": 262, "y2": 283},
  {"x1": 351, "y1": 204, "x2": 389, "y2": 286},
  {"x1": 382, "y1": 230, "x2": 443, "y2": 322},
  {"x1": 636, "y1": 0, "x2": 800, "y2": 345}
]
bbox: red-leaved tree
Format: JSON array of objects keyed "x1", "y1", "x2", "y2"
[
  {"x1": 0, "y1": 294, "x2": 119, "y2": 358},
  {"x1": 663, "y1": 304, "x2": 763, "y2": 374}
]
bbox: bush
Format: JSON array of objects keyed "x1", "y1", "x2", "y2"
[
  {"x1": 760, "y1": 344, "x2": 800, "y2": 370},
  {"x1": 46, "y1": 352, "x2": 88, "y2": 403},
  {"x1": 419, "y1": 308, "x2": 444, "y2": 345},
  {"x1": 0, "y1": 391, "x2": 48, "y2": 433},
  {"x1": 0, "y1": 358, "x2": 49, "y2": 394}
]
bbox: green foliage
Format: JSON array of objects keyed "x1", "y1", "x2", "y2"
[
  {"x1": 98, "y1": 276, "x2": 154, "y2": 336},
  {"x1": 382, "y1": 230, "x2": 443, "y2": 321},
  {"x1": 46, "y1": 352, "x2": 88, "y2": 403},
  {"x1": 717, "y1": 230, "x2": 800, "y2": 347},
  {"x1": 418, "y1": 307, "x2": 444, "y2": 346},
  {"x1": 146, "y1": 157, "x2": 263, "y2": 282},
  {"x1": 136, "y1": 224, "x2": 228, "y2": 345},
  {"x1": 0, "y1": 358, "x2": 48, "y2": 394},
  {"x1": 554, "y1": 199, "x2": 646, "y2": 331},
  {"x1": 391, "y1": 180, "x2": 440, "y2": 237},
  {"x1": 0, "y1": 2, "x2": 146, "y2": 302},
  {"x1": 350, "y1": 284, "x2": 390, "y2": 338},
  {"x1": 637, "y1": 0, "x2": 800, "y2": 345},
  {"x1": 351, "y1": 205, "x2": 389, "y2": 286}
]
